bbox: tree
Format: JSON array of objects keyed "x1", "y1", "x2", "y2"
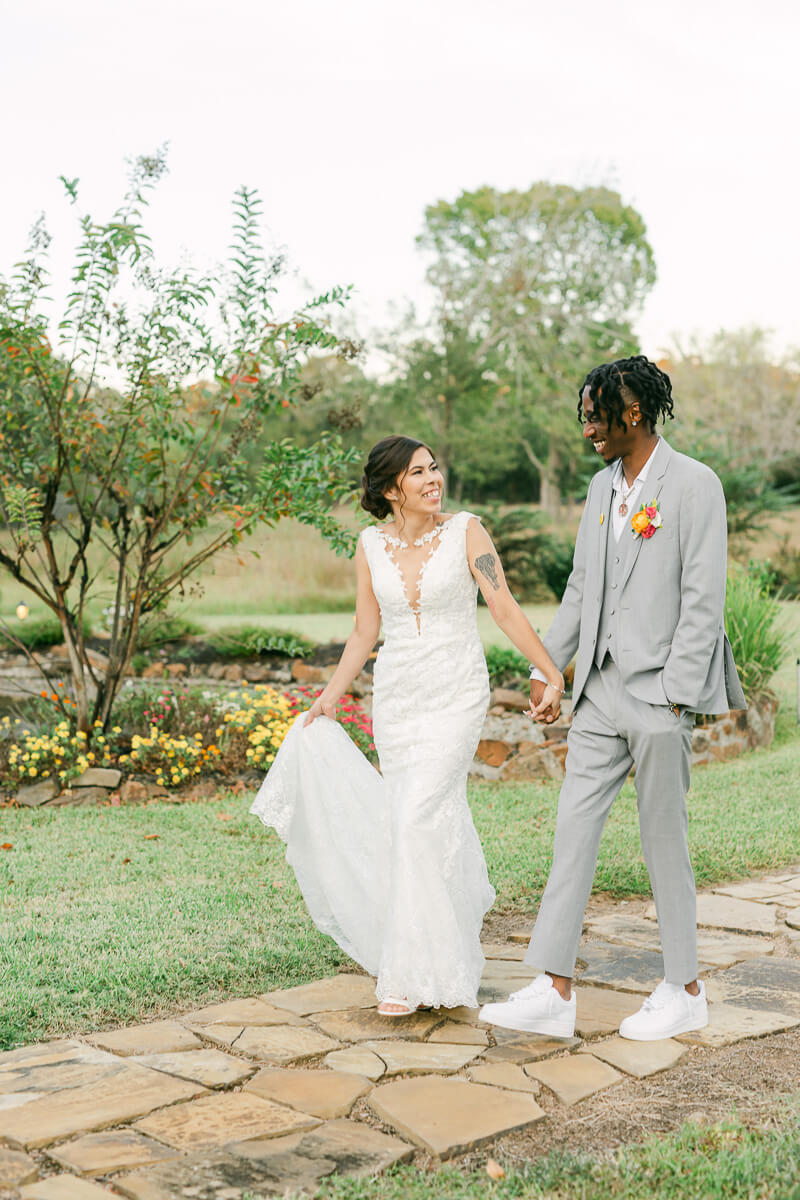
[
  {"x1": 415, "y1": 183, "x2": 656, "y2": 512},
  {"x1": 0, "y1": 153, "x2": 360, "y2": 732},
  {"x1": 377, "y1": 319, "x2": 516, "y2": 499},
  {"x1": 664, "y1": 329, "x2": 800, "y2": 539}
]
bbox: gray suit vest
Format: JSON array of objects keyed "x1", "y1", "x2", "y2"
[{"x1": 594, "y1": 509, "x2": 637, "y2": 669}]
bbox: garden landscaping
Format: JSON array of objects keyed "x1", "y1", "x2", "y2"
[{"x1": 0, "y1": 621, "x2": 782, "y2": 807}]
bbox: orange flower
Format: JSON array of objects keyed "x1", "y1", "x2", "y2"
[{"x1": 631, "y1": 511, "x2": 650, "y2": 535}]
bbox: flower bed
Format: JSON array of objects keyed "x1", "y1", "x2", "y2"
[{"x1": 0, "y1": 684, "x2": 375, "y2": 804}]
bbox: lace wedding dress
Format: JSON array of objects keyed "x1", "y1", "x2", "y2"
[{"x1": 250, "y1": 510, "x2": 495, "y2": 1008}]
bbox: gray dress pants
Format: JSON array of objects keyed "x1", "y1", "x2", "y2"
[{"x1": 525, "y1": 658, "x2": 698, "y2": 985}]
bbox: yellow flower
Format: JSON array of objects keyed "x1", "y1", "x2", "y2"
[{"x1": 631, "y1": 510, "x2": 650, "y2": 535}]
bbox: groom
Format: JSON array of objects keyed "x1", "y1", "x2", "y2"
[{"x1": 481, "y1": 355, "x2": 745, "y2": 1041}]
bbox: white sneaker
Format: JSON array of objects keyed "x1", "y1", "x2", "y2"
[
  {"x1": 479, "y1": 974, "x2": 576, "y2": 1037},
  {"x1": 619, "y1": 980, "x2": 708, "y2": 1041}
]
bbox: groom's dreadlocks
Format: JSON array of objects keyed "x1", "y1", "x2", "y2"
[{"x1": 578, "y1": 355, "x2": 675, "y2": 433}]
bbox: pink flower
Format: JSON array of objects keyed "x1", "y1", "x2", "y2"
[
  {"x1": 645, "y1": 505, "x2": 657, "y2": 520},
  {"x1": 641, "y1": 524, "x2": 657, "y2": 539}
]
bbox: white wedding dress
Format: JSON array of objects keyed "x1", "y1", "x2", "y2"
[{"x1": 250, "y1": 510, "x2": 495, "y2": 1008}]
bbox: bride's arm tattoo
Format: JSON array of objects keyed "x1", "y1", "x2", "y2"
[{"x1": 475, "y1": 553, "x2": 500, "y2": 590}]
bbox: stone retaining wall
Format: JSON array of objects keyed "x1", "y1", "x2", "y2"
[{"x1": 470, "y1": 690, "x2": 777, "y2": 783}]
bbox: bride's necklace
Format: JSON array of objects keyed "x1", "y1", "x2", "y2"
[{"x1": 381, "y1": 520, "x2": 442, "y2": 550}]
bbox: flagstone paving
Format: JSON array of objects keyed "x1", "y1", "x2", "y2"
[
  {"x1": 704, "y1": 955, "x2": 800, "y2": 1016},
  {"x1": 133, "y1": 1091, "x2": 321, "y2": 1151},
  {"x1": 130, "y1": 1048, "x2": 256, "y2": 1088},
  {"x1": 1, "y1": 867, "x2": 798, "y2": 1196},
  {"x1": 579, "y1": 1035, "x2": 688, "y2": 1078},
  {"x1": 368, "y1": 1076, "x2": 546, "y2": 1157},
  {"x1": 360, "y1": 1040, "x2": 482, "y2": 1077},
  {"x1": 47, "y1": 1130, "x2": 180, "y2": 1178},
  {"x1": 525, "y1": 1054, "x2": 623, "y2": 1105},
  {"x1": 646, "y1": 893, "x2": 779, "y2": 935},
  {"x1": 584, "y1": 913, "x2": 775, "y2": 966},
  {"x1": 19, "y1": 1176, "x2": 117, "y2": 1199},
  {"x1": 244, "y1": 1067, "x2": 372, "y2": 1119},
  {"x1": 467, "y1": 1062, "x2": 542, "y2": 1093},
  {"x1": 428, "y1": 1022, "x2": 488, "y2": 1045},
  {"x1": 0, "y1": 1145, "x2": 39, "y2": 1189},
  {"x1": 87, "y1": 1022, "x2": 202, "y2": 1057}
]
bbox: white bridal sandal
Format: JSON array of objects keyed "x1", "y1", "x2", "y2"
[{"x1": 377, "y1": 998, "x2": 419, "y2": 1017}]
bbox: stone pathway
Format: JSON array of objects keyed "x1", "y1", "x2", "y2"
[{"x1": 1, "y1": 869, "x2": 799, "y2": 1199}]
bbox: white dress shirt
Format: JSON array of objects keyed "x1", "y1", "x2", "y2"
[
  {"x1": 530, "y1": 437, "x2": 664, "y2": 681},
  {"x1": 609, "y1": 436, "x2": 663, "y2": 542}
]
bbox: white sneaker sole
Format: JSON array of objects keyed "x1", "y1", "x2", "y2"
[
  {"x1": 619, "y1": 1012, "x2": 708, "y2": 1041},
  {"x1": 479, "y1": 1006, "x2": 575, "y2": 1038}
]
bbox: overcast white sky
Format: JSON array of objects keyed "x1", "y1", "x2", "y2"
[{"x1": 3, "y1": 0, "x2": 798, "y2": 365}]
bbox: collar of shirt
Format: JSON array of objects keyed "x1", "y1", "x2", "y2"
[{"x1": 610, "y1": 435, "x2": 663, "y2": 498}]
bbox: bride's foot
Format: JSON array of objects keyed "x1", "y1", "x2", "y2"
[{"x1": 378, "y1": 997, "x2": 419, "y2": 1017}]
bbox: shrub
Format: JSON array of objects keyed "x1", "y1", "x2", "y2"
[
  {"x1": 217, "y1": 687, "x2": 299, "y2": 772},
  {"x1": 485, "y1": 645, "x2": 530, "y2": 688},
  {"x1": 725, "y1": 567, "x2": 791, "y2": 699},
  {"x1": 1, "y1": 682, "x2": 375, "y2": 796},
  {"x1": 111, "y1": 684, "x2": 222, "y2": 743},
  {"x1": 0, "y1": 616, "x2": 92, "y2": 652},
  {"x1": 218, "y1": 685, "x2": 375, "y2": 770},
  {"x1": 134, "y1": 616, "x2": 205, "y2": 650},
  {"x1": 766, "y1": 538, "x2": 800, "y2": 600},
  {"x1": 208, "y1": 625, "x2": 317, "y2": 660},
  {"x1": 0, "y1": 716, "x2": 109, "y2": 787},
  {"x1": 120, "y1": 729, "x2": 221, "y2": 787},
  {"x1": 476, "y1": 506, "x2": 574, "y2": 601},
  {"x1": 293, "y1": 686, "x2": 376, "y2": 763}
]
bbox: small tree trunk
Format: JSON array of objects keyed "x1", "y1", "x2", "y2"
[
  {"x1": 59, "y1": 612, "x2": 91, "y2": 733},
  {"x1": 539, "y1": 442, "x2": 562, "y2": 518},
  {"x1": 95, "y1": 618, "x2": 140, "y2": 730}
]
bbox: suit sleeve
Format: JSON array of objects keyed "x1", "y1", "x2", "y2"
[
  {"x1": 542, "y1": 477, "x2": 595, "y2": 671},
  {"x1": 661, "y1": 469, "x2": 728, "y2": 708}
]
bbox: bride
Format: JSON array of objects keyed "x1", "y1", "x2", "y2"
[{"x1": 250, "y1": 435, "x2": 565, "y2": 1016}]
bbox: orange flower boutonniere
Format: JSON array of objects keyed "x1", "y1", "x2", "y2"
[{"x1": 631, "y1": 499, "x2": 663, "y2": 540}]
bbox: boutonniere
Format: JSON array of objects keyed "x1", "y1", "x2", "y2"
[{"x1": 631, "y1": 499, "x2": 663, "y2": 540}]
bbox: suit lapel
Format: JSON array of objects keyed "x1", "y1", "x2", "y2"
[
  {"x1": 618, "y1": 440, "x2": 673, "y2": 593},
  {"x1": 594, "y1": 469, "x2": 613, "y2": 584}
]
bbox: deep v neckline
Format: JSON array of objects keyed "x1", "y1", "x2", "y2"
[{"x1": 376, "y1": 516, "x2": 456, "y2": 634}]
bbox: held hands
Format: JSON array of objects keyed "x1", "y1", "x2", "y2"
[
  {"x1": 527, "y1": 678, "x2": 563, "y2": 724},
  {"x1": 304, "y1": 696, "x2": 337, "y2": 727}
]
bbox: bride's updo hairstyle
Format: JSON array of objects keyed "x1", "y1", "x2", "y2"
[{"x1": 360, "y1": 435, "x2": 435, "y2": 520}]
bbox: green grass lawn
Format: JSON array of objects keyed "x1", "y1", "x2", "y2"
[
  {"x1": 306, "y1": 1107, "x2": 800, "y2": 1200},
  {"x1": 2, "y1": 727, "x2": 799, "y2": 1052}
]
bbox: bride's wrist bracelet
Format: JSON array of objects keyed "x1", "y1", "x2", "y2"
[{"x1": 546, "y1": 681, "x2": 566, "y2": 695}]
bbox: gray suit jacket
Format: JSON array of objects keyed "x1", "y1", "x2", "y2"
[{"x1": 545, "y1": 440, "x2": 746, "y2": 714}]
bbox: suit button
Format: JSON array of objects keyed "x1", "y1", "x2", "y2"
[
  {"x1": 615, "y1": 557, "x2": 620, "y2": 564},
  {"x1": 610, "y1": 609, "x2": 615, "y2": 615},
  {"x1": 612, "y1": 582, "x2": 617, "y2": 589}
]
